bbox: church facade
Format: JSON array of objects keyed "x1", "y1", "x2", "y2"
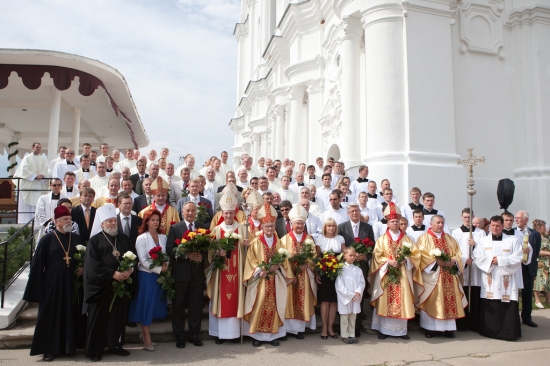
[{"x1": 229, "y1": 0, "x2": 550, "y2": 226}]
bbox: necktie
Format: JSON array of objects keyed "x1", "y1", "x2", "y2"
[
  {"x1": 147, "y1": 196, "x2": 152, "y2": 205},
  {"x1": 286, "y1": 219, "x2": 291, "y2": 233},
  {"x1": 85, "y1": 207, "x2": 90, "y2": 229},
  {"x1": 140, "y1": 175, "x2": 144, "y2": 180},
  {"x1": 168, "y1": 176, "x2": 172, "y2": 185},
  {"x1": 353, "y1": 224, "x2": 358, "y2": 238},
  {"x1": 124, "y1": 216, "x2": 130, "y2": 236},
  {"x1": 188, "y1": 223, "x2": 194, "y2": 232}
]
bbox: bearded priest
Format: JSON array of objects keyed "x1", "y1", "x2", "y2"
[
  {"x1": 473, "y1": 215, "x2": 523, "y2": 340},
  {"x1": 369, "y1": 203, "x2": 422, "y2": 340},
  {"x1": 243, "y1": 203, "x2": 294, "y2": 347},
  {"x1": 207, "y1": 191, "x2": 249, "y2": 344},
  {"x1": 416, "y1": 215, "x2": 467, "y2": 339},
  {"x1": 139, "y1": 176, "x2": 180, "y2": 236},
  {"x1": 281, "y1": 204, "x2": 317, "y2": 340}
]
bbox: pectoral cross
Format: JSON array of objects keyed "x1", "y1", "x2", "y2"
[{"x1": 63, "y1": 253, "x2": 71, "y2": 267}]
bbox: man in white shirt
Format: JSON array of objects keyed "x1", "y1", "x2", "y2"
[
  {"x1": 119, "y1": 148, "x2": 137, "y2": 171},
  {"x1": 257, "y1": 177, "x2": 271, "y2": 196},
  {"x1": 277, "y1": 175, "x2": 298, "y2": 204},
  {"x1": 219, "y1": 151, "x2": 232, "y2": 176},
  {"x1": 48, "y1": 146, "x2": 66, "y2": 176},
  {"x1": 357, "y1": 191, "x2": 379, "y2": 224},
  {"x1": 290, "y1": 171, "x2": 306, "y2": 195},
  {"x1": 338, "y1": 183, "x2": 355, "y2": 210},
  {"x1": 75, "y1": 154, "x2": 95, "y2": 184},
  {"x1": 204, "y1": 168, "x2": 220, "y2": 198},
  {"x1": 379, "y1": 179, "x2": 399, "y2": 206},
  {"x1": 176, "y1": 155, "x2": 200, "y2": 179},
  {"x1": 121, "y1": 179, "x2": 139, "y2": 200},
  {"x1": 257, "y1": 157, "x2": 266, "y2": 176},
  {"x1": 316, "y1": 174, "x2": 333, "y2": 210},
  {"x1": 146, "y1": 149, "x2": 158, "y2": 169},
  {"x1": 236, "y1": 168, "x2": 249, "y2": 189},
  {"x1": 61, "y1": 171, "x2": 79, "y2": 198},
  {"x1": 111, "y1": 150, "x2": 122, "y2": 170},
  {"x1": 240, "y1": 157, "x2": 261, "y2": 180},
  {"x1": 330, "y1": 161, "x2": 344, "y2": 188},
  {"x1": 305, "y1": 165, "x2": 321, "y2": 188},
  {"x1": 75, "y1": 142, "x2": 91, "y2": 162},
  {"x1": 160, "y1": 147, "x2": 171, "y2": 165},
  {"x1": 89, "y1": 162, "x2": 110, "y2": 192},
  {"x1": 53, "y1": 148, "x2": 79, "y2": 180},
  {"x1": 405, "y1": 209, "x2": 427, "y2": 242},
  {"x1": 422, "y1": 192, "x2": 449, "y2": 232},
  {"x1": 161, "y1": 163, "x2": 181, "y2": 187},
  {"x1": 266, "y1": 167, "x2": 281, "y2": 191},
  {"x1": 299, "y1": 199, "x2": 322, "y2": 240},
  {"x1": 315, "y1": 157, "x2": 324, "y2": 176},
  {"x1": 401, "y1": 187, "x2": 424, "y2": 224},
  {"x1": 96, "y1": 143, "x2": 110, "y2": 163},
  {"x1": 350, "y1": 165, "x2": 371, "y2": 197},
  {"x1": 299, "y1": 186, "x2": 324, "y2": 217},
  {"x1": 320, "y1": 191, "x2": 348, "y2": 226},
  {"x1": 366, "y1": 181, "x2": 384, "y2": 209}
]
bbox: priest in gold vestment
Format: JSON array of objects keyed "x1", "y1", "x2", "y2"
[
  {"x1": 416, "y1": 215, "x2": 467, "y2": 338},
  {"x1": 209, "y1": 183, "x2": 246, "y2": 231},
  {"x1": 281, "y1": 204, "x2": 317, "y2": 339},
  {"x1": 138, "y1": 177, "x2": 180, "y2": 236},
  {"x1": 369, "y1": 203, "x2": 422, "y2": 339},
  {"x1": 207, "y1": 191, "x2": 248, "y2": 343},
  {"x1": 243, "y1": 203, "x2": 293, "y2": 347}
]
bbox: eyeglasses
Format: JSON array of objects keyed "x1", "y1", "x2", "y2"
[{"x1": 280, "y1": 208, "x2": 290, "y2": 212}]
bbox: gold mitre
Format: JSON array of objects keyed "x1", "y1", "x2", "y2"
[
  {"x1": 220, "y1": 192, "x2": 238, "y2": 211},
  {"x1": 246, "y1": 189, "x2": 263, "y2": 208},
  {"x1": 222, "y1": 182, "x2": 239, "y2": 197},
  {"x1": 257, "y1": 203, "x2": 277, "y2": 224},
  {"x1": 151, "y1": 176, "x2": 169, "y2": 195},
  {"x1": 289, "y1": 204, "x2": 308, "y2": 223},
  {"x1": 383, "y1": 202, "x2": 401, "y2": 220}
]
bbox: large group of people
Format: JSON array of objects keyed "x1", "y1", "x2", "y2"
[{"x1": 17, "y1": 142, "x2": 545, "y2": 362}]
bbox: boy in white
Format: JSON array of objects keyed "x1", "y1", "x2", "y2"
[{"x1": 335, "y1": 247, "x2": 365, "y2": 344}]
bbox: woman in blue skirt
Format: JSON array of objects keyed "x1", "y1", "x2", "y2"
[{"x1": 128, "y1": 209, "x2": 168, "y2": 351}]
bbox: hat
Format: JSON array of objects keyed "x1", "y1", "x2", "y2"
[
  {"x1": 257, "y1": 203, "x2": 278, "y2": 224},
  {"x1": 383, "y1": 202, "x2": 401, "y2": 221},
  {"x1": 150, "y1": 176, "x2": 169, "y2": 195},
  {"x1": 54, "y1": 206, "x2": 71, "y2": 220},
  {"x1": 219, "y1": 192, "x2": 238, "y2": 211},
  {"x1": 288, "y1": 204, "x2": 308, "y2": 223},
  {"x1": 90, "y1": 203, "x2": 117, "y2": 237},
  {"x1": 222, "y1": 182, "x2": 239, "y2": 197},
  {"x1": 246, "y1": 189, "x2": 263, "y2": 208}
]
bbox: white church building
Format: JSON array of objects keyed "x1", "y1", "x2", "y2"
[{"x1": 229, "y1": 0, "x2": 550, "y2": 227}]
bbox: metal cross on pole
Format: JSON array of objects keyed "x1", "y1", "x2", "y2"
[{"x1": 457, "y1": 148, "x2": 485, "y2": 312}]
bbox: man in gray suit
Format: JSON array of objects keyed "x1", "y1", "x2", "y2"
[
  {"x1": 169, "y1": 168, "x2": 192, "y2": 208},
  {"x1": 176, "y1": 179, "x2": 213, "y2": 226}
]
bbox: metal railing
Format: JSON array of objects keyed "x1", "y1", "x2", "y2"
[{"x1": 0, "y1": 218, "x2": 36, "y2": 308}]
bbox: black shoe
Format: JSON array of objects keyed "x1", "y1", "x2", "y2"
[
  {"x1": 355, "y1": 330, "x2": 362, "y2": 337},
  {"x1": 400, "y1": 335, "x2": 410, "y2": 340},
  {"x1": 294, "y1": 333, "x2": 304, "y2": 340},
  {"x1": 126, "y1": 321, "x2": 137, "y2": 328},
  {"x1": 192, "y1": 339, "x2": 203, "y2": 347},
  {"x1": 443, "y1": 331, "x2": 455, "y2": 338},
  {"x1": 215, "y1": 338, "x2": 225, "y2": 344},
  {"x1": 42, "y1": 354, "x2": 54, "y2": 362},
  {"x1": 252, "y1": 340, "x2": 261, "y2": 347},
  {"x1": 231, "y1": 338, "x2": 241, "y2": 343},
  {"x1": 378, "y1": 334, "x2": 387, "y2": 339},
  {"x1": 270, "y1": 340, "x2": 280, "y2": 346},
  {"x1": 176, "y1": 340, "x2": 186, "y2": 348},
  {"x1": 280, "y1": 335, "x2": 287, "y2": 341},
  {"x1": 523, "y1": 320, "x2": 538, "y2": 327},
  {"x1": 115, "y1": 347, "x2": 130, "y2": 356},
  {"x1": 90, "y1": 354, "x2": 102, "y2": 362}
]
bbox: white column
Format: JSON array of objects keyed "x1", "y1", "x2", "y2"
[
  {"x1": 253, "y1": 133, "x2": 261, "y2": 161},
  {"x1": 47, "y1": 87, "x2": 61, "y2": 162},
  {"x1": 287, "y1": 85, "x2": 306, "y2": 163},
  {"x1": 71, "y1": 108, "x2": 81, "y2": 152},
  {"x1": 274, "y1": 105, "x2": 285, "y2": 160},
  {"x1": 339, "y1": 16, "x2": 363, "y2": 168},
  {"x1": 307, "y1": 79, "x2": 323, "y2": 163}
]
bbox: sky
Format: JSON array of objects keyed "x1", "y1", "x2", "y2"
[{"x1": 0, "y1": 0, "x2": 241, "y2": 170}]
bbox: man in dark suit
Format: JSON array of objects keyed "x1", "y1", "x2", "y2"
[
  {"x1": 515, "y1": 210, "x2": 541, "y2": 327},
  {"x1": 275, "y1": 200, "x2": 293, "y2": 238},
  {"x1": 129, "y1": 159, "x2": 148, "y2": 189},
  {"x1": 338, "y1": 202, "x2": 375, "y2": 337},
  {"x1": 132, "y1": 177, "x2": 153, "y2": 214},
  {"x1": 176, "y1": 180, "x2": 213, "y2": 226},
  {"x1": 166, "y1": 201, "x2": 208, "y2": 348},
  {"x1": 71, "y1": 187, "x2": 96, "y2": 242},
  {"x1": 117, "y1": 193, "x2": 143, "y2": 253},
  {"x1": 135, "y1": 164, "x2": 159, "y2": 196},
  {"x1": 216, "y1": 173, "x2": 243, "y2": 193}
]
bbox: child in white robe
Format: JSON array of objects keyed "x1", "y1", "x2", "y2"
[{"x1": 335, "y1": 247, "x2": 366, "y2": 344}]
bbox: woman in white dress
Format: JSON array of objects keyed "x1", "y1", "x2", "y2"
[{"x1": 315, "y1": 218, "x2": 346, "y2": 339}]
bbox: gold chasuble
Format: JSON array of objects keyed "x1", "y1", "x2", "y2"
[
  {"x1": 207, "y1": 222, "x2": 246, "y2": 319},
  {"x1": 209, "y1": 209, "x2": 246, "y2": 231},
  {"x1": 280, "y1": 232, "x2": 317, "y2": 322},
  {"x1": 138, "y1": 203, "x2": 180, "y2": 236},
  {"x1": 243, "y1": 234, "x2": 293, "y2": 334},
  {"x1": 416, "y1": 230, "x2": 467, "y2": 320},
  {"x1": 369, "y1": 230, "x2": 423, "y2": 320}
]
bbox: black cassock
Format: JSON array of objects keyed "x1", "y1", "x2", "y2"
[
  {"x1": 83, "y1": 231, "x2": 133, "y2": 357},
  {"x1": 23, "y1": 230, "x2": 86, "y2": 356}
]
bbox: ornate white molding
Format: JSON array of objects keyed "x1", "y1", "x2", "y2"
[
  {"x1": 233, "y1": 14, "x2": 249, "y2": 41},
  {"x1": 507, "y1": 5, "x2": 550, "y2": 29},
  {"x1": 459, "y1": 1, "x2": 504, "y2": 56},
  {"x1": 514, "y1": 166, "x2": 550, "y2": 179},
  {"x1": 284, "y1": 55, "x2": 325, "y2": 83}
]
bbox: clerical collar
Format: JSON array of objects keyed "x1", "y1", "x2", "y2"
[
  {"x1": 409, "y1": 202, "x2": 423, "y2": 210},
  {"x1": 343, "y1": 197, "x2": 348, "y2": 202},
  {"x1": 51, "y1": 193, "x2": 60, "y2": 199},
  {"x1": 106, "y1": 168, "x2": 113, "y2": 172},
  {"x1": 460, "y1": 225, "x2": 473, "y2": 233},
  {"x1": 90, "y1": 162, "x2": 96, "y2": 166},
  {"x1": 308, "y1": 176, "x2": 316, "y2": 180},
  {"x1": 82, "y1": 169, "x2": 90, "y2": 172},
  {"x1": 503, "y1": 228, "x2": 515, "y2": 235},
  {"x1": 310, "y1": 198, "x2": 316, "y2": 202},
  {"x1": 297, "y1": 183, "x2": 305, "y2": 186},
  {"x1": 357, "y1": 178, "x2": 368, "y2": 183},
  {"x1": 66, "y1": 161, "x2": 75, "y2": 165},
  {"x1": 411, "y1": 225, "x2": 425, "y2": 231},
  {"x1": 368, "y1": 193, "x2": 377, "y2": 198},
  {"x1": 66, "y1": 187, "x2": 73, "y2": 192},
  {"x1": 423, "y1": 208, "x2": 438, "y2": 215},
  {"x1": 492, "y1": 234, "x2": 503, "y2": 241},
  {"x1": 380, "y1": 218, "x2": 387, "y2": 224}
]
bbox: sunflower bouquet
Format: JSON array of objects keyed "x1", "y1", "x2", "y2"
[{"x1": 315, "y1": 251, "x2": 344, "y2": 280}]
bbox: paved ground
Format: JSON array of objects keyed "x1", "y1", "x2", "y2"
[{"x1": 2, "y1": 309, "x2": 550, "y2": 365}]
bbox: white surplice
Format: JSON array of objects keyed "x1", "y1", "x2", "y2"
[
  {"x1": 451, "y1": 227, "x2": 486, "y2": 287},
  {"x1": 13, "y1": 153, "x2": 50, "y2": 223},
  {"x1": 336, "y1": 262, "x2": 365, "y2": 314}
]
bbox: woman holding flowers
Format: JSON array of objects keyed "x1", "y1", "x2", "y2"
[
  {"x1": 128, "y1": 209, "x2": 168, "y2": 351},
  {"x1": 315, "y1": 218, "x2": 346, "y2": 339},
  {"x1": 368, "y1": 203, "x2": 422, "y2": 340},
  {"x1": 281, "y1": 204, "x2": 318, "y2": 339}
]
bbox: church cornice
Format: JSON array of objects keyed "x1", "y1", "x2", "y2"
[
  {"x1": 284, "y1": 55, "x2": 325, "y2": 84},
  {"x1": 233, "y1": 14, "x2": 249, "y2": 41},
  {"x1": 229, "y1": 116, "x2": 245, "y2": 133},
  {"x1": 506, "y1": 5, "x2": 550, "y2": 29}
]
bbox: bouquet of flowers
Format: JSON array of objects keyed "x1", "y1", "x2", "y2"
[
  {"x1": 351, "y1": 237, "x2": 375, "y2": 265},
  {"x1": 73, "y1": 244, "x2": 86, "y2": 304},
  {"x1": 314, "y1": 251, "x2": 344, "y2": 280},
  {"x1": 386, "y1": 242, "x2": 413, "y2": 286},
  {"x1": 196, "y1": 202, "x2": 211, "y2": 224},
  {"x1": 110, "y1": 251, "x2": 137, "y2": 312},
  {"x1": 174, "y1": 228, "x2": 215, "y2": 262},
  {"x1": 289, "y1": 238, "x2": 315, "y2": 275},
  {"x1": 430, "y1": 248, "x2": 459, "y2": 275},
  {"x1": 181, "y1": 183, "x2": 189, "y2": 198},
  {"x1": 148, "y1": 246, "x2": 175, "y2": 300},
  {"x1": 207, "y1": 231, "x2": 241, "y2": 278},
  {"x1": 247, "y1": 247, "x2": 291, "y2": 289}
]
